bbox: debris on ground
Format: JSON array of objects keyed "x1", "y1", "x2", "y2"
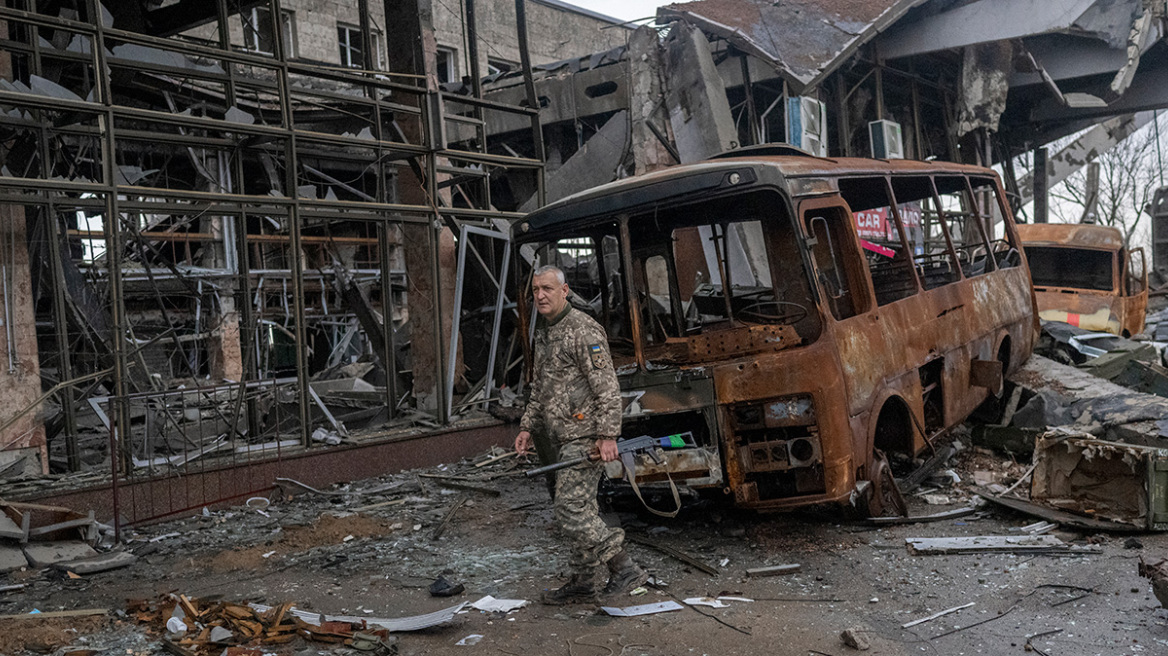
[
  {"x1": 1138, "y1": 557, "x2": 1168, "y2": 608},
  {"x1": 599, "y1": 601, "x2": 684, "y2": 617},
  {"x1": 840, "y1": 626, "x2": 870, "y2": 650}
]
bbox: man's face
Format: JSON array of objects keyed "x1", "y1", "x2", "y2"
[{"x1": 532, "y1": 271, "x2": 569, "y2": 318}]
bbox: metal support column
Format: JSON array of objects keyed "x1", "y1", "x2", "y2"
[{"x1": 1033, "y1": 147, "x2": 1049, "y2": 224}]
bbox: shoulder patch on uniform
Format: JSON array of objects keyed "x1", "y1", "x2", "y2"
[{"x1": 588, "y1": 343, "x2": 608, "y2": 369}]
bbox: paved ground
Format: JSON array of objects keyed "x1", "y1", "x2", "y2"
[{"x1": 1, "y1": 436, "x2": 1167, "y2": 656}]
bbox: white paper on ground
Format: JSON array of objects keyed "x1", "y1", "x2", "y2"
[
  {"x1": 470, "y1": 596, "x2": 529, "y2": 612},
  {"x1": 600, "y1": 601, "x2": 684, "y2": 616},
  {"x1": 684, "y1": 596, "x2": 756, "y2": 608},
  {"x1": 684, "y1": 597, "x2": 730, "y2": 608}
]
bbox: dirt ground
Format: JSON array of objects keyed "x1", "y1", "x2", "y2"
[{"x1": 2, "y1": 436, "x2": 1167, "y2": 656}]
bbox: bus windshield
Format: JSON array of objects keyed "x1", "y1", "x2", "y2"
[{"x1": 527, "y1": 189, "x2": 822, "y2": 366}]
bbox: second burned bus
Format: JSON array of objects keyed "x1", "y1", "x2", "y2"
[{"x1": 513, "y1": 146, "x2": 1038, "y2": 516}]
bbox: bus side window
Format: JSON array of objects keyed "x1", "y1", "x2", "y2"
[
  {"x1": 839, "y1": 177, "x2": 919, "y2": 306},
  {"x1": 969, "y1": 177, "x2": 1020, "y2": 270},
  {"x1": 804, "y1": 205, "x2": 867, "y2": 320},
  {"x1": 892, "y1": 176, "x2": 961, "y2": 290},
  {"x1": 935, "y1": 176, "x2": 994, "y2": 277}
]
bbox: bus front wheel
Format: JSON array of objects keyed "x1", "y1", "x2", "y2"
[{"x1": 860, "y1": 450, "x2": 907, "y2": 518}]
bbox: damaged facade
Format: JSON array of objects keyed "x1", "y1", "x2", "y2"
[{"x1": 0, "y1": 0, "x2": 549, "y2": 526}]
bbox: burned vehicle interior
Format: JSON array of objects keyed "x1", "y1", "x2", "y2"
[{"x1": 534, "y1": 188, "x2": 823, "y2": 365}]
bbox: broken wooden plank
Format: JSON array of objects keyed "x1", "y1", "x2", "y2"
[
  {"x1": 978, "y1": 493, "x2": 1145, "y2": 533},
  {"x1": 474, "y1": 451, "x2": 517, "y2": 468},
  {"x1": 746, "y1": 564, "x2": 801, "y2": 577},
  {"x1": 431, "y1": 479, "x2": 500, "y2": 497},
  {"x1": 869, "y1": 505, "x2": 979, "y2": 525},
  {"x1": 905, "y1": 535, "x2": 1101, "y2": 556},
  {"x1": 431, "y1": 495, "x2": 468, "y2": 540},
  {"x1": 626, "y1": 534, "x2": 718, "y2": 576},
  {"x1": 901, "y1": 602, "x2": 975, "y2": 628},
  {"x1": 349, "y1": 498, "x2": 408, "y2": 513},
  {"x1": 0, "y1": 607, "x2": 107, "y2": 620}
]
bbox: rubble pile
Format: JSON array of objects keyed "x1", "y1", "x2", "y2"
[
  {"x1": 1, "y1": 500, "x2": 132, "y2": 576},
  {"x1": 130, "y1": 595, "x2": 401, "y2": 655}
]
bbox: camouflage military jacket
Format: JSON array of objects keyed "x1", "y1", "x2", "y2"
[{"x1": 519, "y1": 306, "x2": 622, "y2": 444}]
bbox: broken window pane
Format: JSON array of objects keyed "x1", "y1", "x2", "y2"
[
  {"x1": 1128, "y1": 248, "x2": 1146, "y2": 295},
  {"x1": 969, "y1": 177, "x2": 1020, "y2": 270},
  {"x1": 337, "y1": 24, "x2": 383, "y2": 69},
  {"x1": 892, "y1": 177, "x2": 960, "y2": 290},
  {"x1": 243, "y1": 8, "x2": 296, "y2": 57},
  {"x1": 934, "y1": 176, "x2": 995, "y2": 278},
  {"x1": 840, "y1": 177, "x2": 919, "y2": 306},
  {"x1": 628, "y1": 190, "x2": 822, "y2": 354},
  {"x1": 1027, "y1": 246, "x2": 1114, "y2": 291}
]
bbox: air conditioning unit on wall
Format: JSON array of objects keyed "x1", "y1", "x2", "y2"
[
  {"x1": 787, "y1": 96, "x2": 828, "y2": 156},
  {"x1": 869, "y1": 119, "x2": 904, "y2": 159}
]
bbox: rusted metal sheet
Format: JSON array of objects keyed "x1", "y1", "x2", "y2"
[
  {"x1": 1032, "y1": 431, "x2": 1168, "y2": 531},
  {"x1": 1017, "y1": 223, "x2": 1126, "y2": 250}
]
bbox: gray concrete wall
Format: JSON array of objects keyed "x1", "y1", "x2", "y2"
[
  {"x1": 434, "y1": 0, "x2": 630, "y2": 81},
  {"x1": 188, "y1": 1, "x2": 628, "y2": 76}
]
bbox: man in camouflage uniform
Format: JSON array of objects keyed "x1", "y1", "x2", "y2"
[{"x1": 515, "y1": 265, "x2": 649, "y2": 605}]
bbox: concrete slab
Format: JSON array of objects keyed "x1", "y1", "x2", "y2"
[
  {"x1": 21, "y1": 541, "x2": 97, "y2": 568},
  {"x1": 0, "y1": 544, "x2": 28, "y2": 573},
  {"x1": 54, "y1": 550, "x2": 137, "y2": 574},
  {"x1": 0, "y1": 512, "x2": 22, "y2": 540}
]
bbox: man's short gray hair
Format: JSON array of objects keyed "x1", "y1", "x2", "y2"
[{"x1": 533, "y1": 265, "x2": 566, "y2": 285}]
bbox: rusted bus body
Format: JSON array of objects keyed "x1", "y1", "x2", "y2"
[
  {"x1": 514, "y1": 148, "x2": 1037, "y2": 513},
  {"x1": 1016, "y1": 223, "x2": 1148, "y2": 337}
]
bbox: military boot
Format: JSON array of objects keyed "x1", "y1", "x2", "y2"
[
  {"x1": 603, "y1": 549, "x2": 649, "y2": 596},
  {"x1": 541, "y1": 568, "x2": 604, "y2": 605}
]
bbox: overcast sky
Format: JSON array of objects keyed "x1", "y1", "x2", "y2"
[{"x1": 578, "y1": 0, "x2": 672, "y2": 23}]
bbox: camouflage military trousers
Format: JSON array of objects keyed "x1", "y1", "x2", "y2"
[{"x1": 554, "y1": 439, "x2": 625, "y2": 574}]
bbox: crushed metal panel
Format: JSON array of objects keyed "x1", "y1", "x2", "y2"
[
  {"x1": 658, "y1": 0, "x2": 918, "y2": 91},
  {"x1": 1032, "y1": 432, "x2": 1168, "y2": 531}
]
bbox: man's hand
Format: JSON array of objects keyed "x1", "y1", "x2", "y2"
[
  {"x1": 515, "y1": 430, "x2": 533, "y2": 455},
  {"x1": 597, "y1": 438, "x2": 618, "y2": 462}
]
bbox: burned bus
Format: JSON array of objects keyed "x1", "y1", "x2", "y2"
[
  {"x1": 1015, "y1": 223, "x2": 1147, "y2": 337},
  {"x1": 513, "y1": 146, "x2": 1037, "y2": 516}
]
